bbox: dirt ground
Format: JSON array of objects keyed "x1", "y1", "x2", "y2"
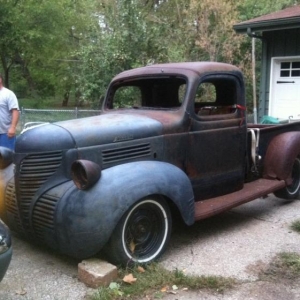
[{"x1": 1, "y1": 194, "x2": 300, "y2": 299}]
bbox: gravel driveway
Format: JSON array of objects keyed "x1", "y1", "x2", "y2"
[{"x1": 1, "y1": 194, "x2": 300, "y2": 299}]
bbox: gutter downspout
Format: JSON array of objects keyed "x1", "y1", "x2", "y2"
[{"x1": 247, "y1": 28, "x2": 263, "y2": 124}]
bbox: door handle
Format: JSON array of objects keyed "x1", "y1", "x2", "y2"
[{"x1": 277, "y1": 81, "x2": 295, "y2": 83}]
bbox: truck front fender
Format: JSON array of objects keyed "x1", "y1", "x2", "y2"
[
  {"x1": 51, "y1": 161, "x2": 194, "y2": 258},
  {"x1": 263, "y1": 132, "x2": 300, "y2": 182}
]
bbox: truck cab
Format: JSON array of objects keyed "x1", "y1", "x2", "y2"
[{"x1": 103, "y1": 62, "x2": 247, "y2": 199}]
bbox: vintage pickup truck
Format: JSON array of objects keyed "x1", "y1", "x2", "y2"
[{"x1": 1, "y1": 62, "x2": 300, "y2": 266}]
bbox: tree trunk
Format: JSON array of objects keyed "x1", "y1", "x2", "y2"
[
  {"x1": 14, "y1": 52, "x2": 35, "y2": 92},
  {"x1": 62, "y1": 91, "x2": 70, "y2": 107},
  {"x1": 0, "y1": 53, "x2": 11, "y2": 88}
]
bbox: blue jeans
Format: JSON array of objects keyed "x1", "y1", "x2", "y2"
[{"x1": 0, "y1": 134, "x2": 16, "y2": 150}]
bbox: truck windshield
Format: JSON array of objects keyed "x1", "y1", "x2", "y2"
[{"x1": 106, "y1": 77, "x2": 187, "y2": 110}]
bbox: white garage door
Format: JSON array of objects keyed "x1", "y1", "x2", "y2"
[{"x1": 269, "y1": 57, "x2": 300, "y2": 120}]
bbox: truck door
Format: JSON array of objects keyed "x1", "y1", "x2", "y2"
[{"x1": 187, "y1": 74, "x2": 247, "y2": 200}]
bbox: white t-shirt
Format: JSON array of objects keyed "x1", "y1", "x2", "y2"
[{"x1": 0, "y1": 87, "x2": 19, "y2": 134}]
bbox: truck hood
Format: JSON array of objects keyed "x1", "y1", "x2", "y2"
[{"x1": 16, "y1": 114, "x2": 163, "y2": 152}]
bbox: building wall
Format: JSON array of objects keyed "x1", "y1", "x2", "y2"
[{"x1": 258, "y1": 28, "x2": 300, "y2": 121}]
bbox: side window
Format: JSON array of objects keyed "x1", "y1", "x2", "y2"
[
  {"x1": 113, "y1": 86, "x2": 141, "y2": 108},
  {"x1": 195, "y1": 77, "x2": 237, "y2": 117}
]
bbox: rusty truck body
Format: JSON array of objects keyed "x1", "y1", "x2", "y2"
[{"x1": 1, "y1": 62, "x2": 300, "y2": 265}]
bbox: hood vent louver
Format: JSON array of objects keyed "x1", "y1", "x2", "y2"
[
  {"x1": 102, "y1": 143, "x2": 151, "y2": 164},
  {"x1": 32, "y1": 194, "x2": 58, "y2": 241}
]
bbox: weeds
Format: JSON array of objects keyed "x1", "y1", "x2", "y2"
[
  {"x1": 90, "y1": 252, "x2": 300, "y2": 299},
  {"x1": 290, "y1": 220, "x2": 300, "y2": 233},
  {"x1": 90, "y1": 263, "x2": 235, "y2": 300},
  {"x1": 279, "y1": 253, "x2": 300, "y2": 273},
  {"x1": 260, "y1": 252, "x2": 300, "y2": 282}
]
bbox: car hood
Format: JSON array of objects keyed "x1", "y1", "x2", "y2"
[{"x1": 16, "y1": 113, "x2": 163, "y2": 152}]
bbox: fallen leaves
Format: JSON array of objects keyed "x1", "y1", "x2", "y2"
[
  {"x1": 114, "y1": 265, "x2": 194, "y2": 300},
  {"x1": 137, "y1": 266, "x2": 145, "y2": 273},
  {"x1": 109, "y1": 282, "x2": 124, "y2": 297},
  {"x1": 15, "y1": 288, "x2": 27, "y2": 296},
  {"x1": 122, "y1": 266, "x2": 144, "y2": 284},
  {"x1": 129, "y1": 240, "x2": 136, "y2": 253},
  {"x1": 160, "y1": 286, "x2": 168, "y2": 292},
  {"x1": 160, "y1": 284, "x2": 187, "y2": 295},
  {"x1": 123, "y1": 273, "x2": 137, "y2": 284}
]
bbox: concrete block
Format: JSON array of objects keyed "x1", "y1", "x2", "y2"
[{"x1": 78, "y1": 258, "x2": 118, "y2": 288}]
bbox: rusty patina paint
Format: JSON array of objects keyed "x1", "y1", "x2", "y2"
[
  {"x1": 263, "y1": 132, "x2": 300, "y2": 182},
  {"x1": 195, "y1": 178, "x2": 286, "y2": 220},
  {"x1": 112, "y1": 62, "x2": 240, "y2": 82}
]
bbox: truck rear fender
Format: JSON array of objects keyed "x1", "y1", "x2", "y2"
[{"x1": 263, "y1": 132, "x2": 300, "y2": 183}]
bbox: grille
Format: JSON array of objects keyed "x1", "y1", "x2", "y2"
[
  {"x1": 102, "y1": 143, "x2": 151, "y2": 164},
  {"x1": 18, "y1": 151, "x2": 62, "y2": 230},
  {"x1": 32, "y1": 194, "x2": 58, "y2": 240}
]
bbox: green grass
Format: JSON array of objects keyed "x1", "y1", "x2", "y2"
[
  {"x1": 90, "y1": 263, "x2": 235, "y2": 300},
  {"x1": 260, "y1": 252, "x2": 300, "y2": 282},
  {"x1": 279, "y1": 253, "x2": 300, "y2": 273},
  {"x1": 90, "y1": 252, "x2": 300, "y2": 300},
  {"x1": 290, "y1": 220, "x2": 300, "y2": 233}
]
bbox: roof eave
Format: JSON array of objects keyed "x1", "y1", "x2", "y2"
[{"x1": 233, "y1": 17, "x2": 300, "y2": 33}]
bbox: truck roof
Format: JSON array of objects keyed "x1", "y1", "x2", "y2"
[{"x1": 112, "y1": 62, "x2": 241, "y2": 81}]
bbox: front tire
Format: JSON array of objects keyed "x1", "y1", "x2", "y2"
[
  {"x1": 274, "y1": 157, "x2": 300, "y2": 200},
  {"x1": 105, "y1": 196, "x2": 172, "y2": 266}
]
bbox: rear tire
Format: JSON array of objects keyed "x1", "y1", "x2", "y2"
[
  {"x1": 105, "y1": 196, "x2": 172, "y2": 266},
  {"x1": 274, "y1": 157, "x2": 300, "y2": 200}
]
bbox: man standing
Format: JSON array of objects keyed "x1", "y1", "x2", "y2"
[{"x1": 0, "y1": 74, "x2": 19, "y2": 150}]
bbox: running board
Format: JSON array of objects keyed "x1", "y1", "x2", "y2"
[{"x1": 194, "y1": 178, "x2": 286, "y2": 221}]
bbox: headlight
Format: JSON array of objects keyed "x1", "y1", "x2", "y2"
[
  {"x1": 0, "y1": 221, "x2": 11, "y2": 254},
  {"x1": 0, "y1": 147, "x2": 13, "y2": 169},
  {"x1": 0, "y1": 235, "x2": 10, "y2": 254},
  {"x1": 71, "y1": 159, "x2": 101, "y2": 190}
]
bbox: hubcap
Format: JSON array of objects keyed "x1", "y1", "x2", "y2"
[{"x1": 122, "y1": 200, "x2": 168, "y2": 262}]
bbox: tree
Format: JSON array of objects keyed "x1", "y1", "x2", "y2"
[
  {"x1": 75, "y1": 0, "x2": 170, "y2": 105},
  {"x1": 0, "y1": 0, "x2": 95, "y2": 100}
]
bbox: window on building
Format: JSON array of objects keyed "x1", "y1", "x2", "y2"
[{"x1": 280, "y1": 61, "x2": 300, "y2": 77}]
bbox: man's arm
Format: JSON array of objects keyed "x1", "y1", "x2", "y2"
[{"x1": 7, "y1": 109, "x2": 20, "y2": 138}]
